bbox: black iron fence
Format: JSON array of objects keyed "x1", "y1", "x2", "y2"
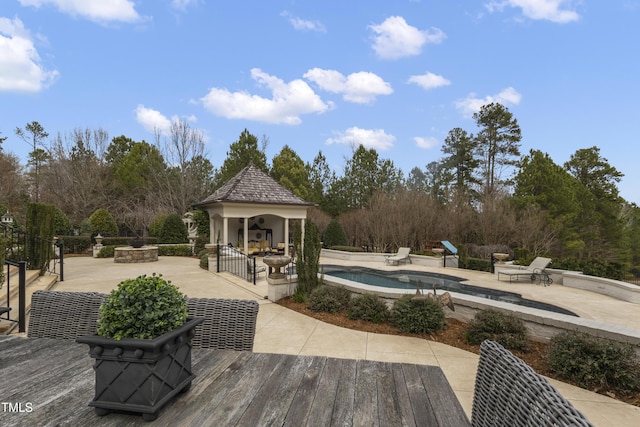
[
  {"x1": 215, "y1": 244, "x2": 262, "y2": 285},
  {"x1": 2, "y1": 260, "x2": 26, "y2": 332},
  {"x1": 2, "y1": 222, "x2": 64, "y2": 333}
]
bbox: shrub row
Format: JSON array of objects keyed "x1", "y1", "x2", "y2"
[
  {"x1": 306, "y1": 286, "x2": 445, "y2": 334},
  {"x1": 465, "y1": 309, "x2": 640, "y2": 396},
  {"x1": 326, "y1": 246, "x2": 366, "y2": 252},
  {"x1": 303, "y1": 289, "x2": 639, "y2": 397}
]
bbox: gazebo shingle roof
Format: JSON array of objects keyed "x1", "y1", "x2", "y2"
[{"x1": 196, "y1": 164, "x2": 314, "y2": 207}]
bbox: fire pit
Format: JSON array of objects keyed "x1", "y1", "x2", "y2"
[{"x1": 263, "y1": 255, "x2": 292, "y2": 279}]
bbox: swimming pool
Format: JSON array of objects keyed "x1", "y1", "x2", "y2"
[{"x1": 322, "y1": 265, "x2": 577, "y2": 316}]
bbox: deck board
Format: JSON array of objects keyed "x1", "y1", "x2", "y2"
[{"x1": 0, "y1": 336, "x2": 470, "y2": 426}]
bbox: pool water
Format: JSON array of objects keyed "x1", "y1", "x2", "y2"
[{"x1": 322, "y1": 266, "x2": 577, "y2": 316}]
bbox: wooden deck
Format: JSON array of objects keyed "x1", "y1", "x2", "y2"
[{"x1": 0, "y1": 335, "x2": 470, "y2": 426}]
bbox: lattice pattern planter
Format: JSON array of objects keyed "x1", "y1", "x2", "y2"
[{"x1": 77, "y1": 317, "x2": 203, "y2": 421}]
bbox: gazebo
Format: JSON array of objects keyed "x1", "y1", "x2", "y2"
[{"x1": 194, "y1": 164, "x2": 315, "y2": 257}]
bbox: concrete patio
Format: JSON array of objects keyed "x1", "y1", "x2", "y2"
[{"x1": 27, "y1": 255, "x2": 640, "y2": 426}]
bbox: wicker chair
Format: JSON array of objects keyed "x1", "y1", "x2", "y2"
[
  {"x1": 28, "y1": 290, "x2": 107, "y2": 339},
  {"x1": 187, "y1": 297, "x2": 259, "y2": 351},
  {"x1": 28, "y1": 291, "x2": 259, "y2": 352},
  {"x1": 471, "y1": 340, "x2": 594, "y2": 427}
]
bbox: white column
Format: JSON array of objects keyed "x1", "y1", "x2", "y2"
[
  {"x1": 223, "y1": 217, "x2": 229, "y2": 245},
  {"x1": 209, "y1": 213, "x2": 215, "y2": 244},
  {"x1": 244, "y1": 219, "x2": 249, "y2": 256},
  {"x1": 284, "y1": 218, "x2": 289, "y2": 256}
]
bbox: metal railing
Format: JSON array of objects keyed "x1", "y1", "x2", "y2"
[
  {"x1": 215, "y1": 244, "x2": 262, "y2": 285},
  {"x1": 2, "y1": 222, "x2": 64, "y2": 333},
  {"x1": 1, "y1": 222, "x2": 64, "y2": 279},
  {"x1": 2, "y1": 260, "x2": 27, "y2": 332}
]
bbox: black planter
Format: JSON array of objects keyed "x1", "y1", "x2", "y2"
[
  {"x1": 77, "y1": 317, "x2": 203, "y2": 421},
  {"x1": 130, "y1": 237, "x2": 145, "y2": 248}
]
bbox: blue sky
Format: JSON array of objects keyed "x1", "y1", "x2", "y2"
[{"x1": 1, "y1": 0, "x2": 639, "y2": 204}]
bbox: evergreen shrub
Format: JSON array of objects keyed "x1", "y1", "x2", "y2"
[
  {"x1": 148, "y1": 214, "x2": 168, "y2": 237},
  {"x1": 199, "y1": 253, "x2": 209, "y2": 270},
  {"x1": 96, "y1": 245, "x2": 117, "y2": 258},
  {"x1": 88, "y1": 209, "x2": 118, "y2": 236},
  {"x1": 53, "y1": 207, "x2": 71, "y2": 235},
  {"x1": 322, "y1": 219, "x2": 348, "y2": 248},
  {"x1": 62, "y1": 236, "x2": 92, "y2": 254},
  {"x1": 327, "y1": 246, "x2": 365, "y2": 252},
  {"x1": 97, "y1": 274, "x2": 188, "y2": 340},
  {"x1": 391, "y1": 295, "x2": 445, "y2": 334},
  {"x1": 197, "y1": 249, "x2": 209, "y2": 258},
  {"x1": 159, "y1": 213, "x2": 188, "y2": 244},
  {"x1": 548, "y1": 331, "x2": 640, "y2": 393},
  {"x1": 0, "y1": 235, "x2": 5, "y2": 286},
  {"x1": 464, "y1": 309, "x2": 529, "y2": 351},
  {"x1": 308, "y1": 285, "x2": 351, "y2": 314},
  {"x1": 191, "y1": 209, "x2": 210, "y2": 241},
  {"x1": 294, "y1": 219, "x2": 322, "y2": 297},
  {"x1": 348, "y1": 294, "x2": 390, "y2": 324},
  {"x1": 26, "y1": 203, "x2": 56, "y2": 273},
  {"x1": 157, "y1": 245, "x2": 193, "y2": 257}
]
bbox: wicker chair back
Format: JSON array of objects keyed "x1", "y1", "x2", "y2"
[
  {"x1": 471, "y1": 340, "x2": 594, "y2": 427},
  {"x1": 28, "y1": 291, "x2": 259, "y2": 352}
]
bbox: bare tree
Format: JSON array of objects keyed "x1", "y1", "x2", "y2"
[
  {"x1": 41, "y1": 128, "x2": 111, "y2": 228},
  {"x1": 154, "y1": 119, "x2": 213, "y2": 215},
  {"x1": 474, "y1": 193, "x2": 516, "y2": 245},
  {"x1": 510, "y1": 205, "x2": 558, "y2": 257}
]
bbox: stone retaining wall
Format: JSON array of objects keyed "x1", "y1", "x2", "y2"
[{"x1": 114, "y1": 246, "x2": 158, "y2": 263}]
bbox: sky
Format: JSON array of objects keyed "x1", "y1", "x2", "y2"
[{"x1": 1, "y1": 0, "x2": 639, "y2": 204}]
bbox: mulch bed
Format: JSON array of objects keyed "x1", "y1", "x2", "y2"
[{"x1": 277, "y1": 297, "x2": 640, "y2": 407}]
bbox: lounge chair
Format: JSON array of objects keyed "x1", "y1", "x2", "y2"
[
  {"x1": 385, "y1": 247, "x2": 411, "y2": 265},
  {"x1": 497, "y1": 256, "x2": 552, "y2": 283}
]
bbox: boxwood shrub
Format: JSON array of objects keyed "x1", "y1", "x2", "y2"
[
  {"x1": 97, "y1": 274, "x2": 188, "y2": 340},
  {"x1": 548, "y1": 331, "x2": 640, "y2": 393},
  {"x1": 307, "y1": 285, "x2": 352, "y2": 313},
  {"x1": 464, "y1": 309, "x2": 529, "y2": 351},
  {"x1": 348, "y1": 294, "x2": 390, "y2": 324},
  {"x1": 391, "y1": 295, "x2": 445, "y2": 334},
  {"x1": 199, "y1": 253, "x2": 209, "y2": 270},
  {"x1": 157, "y1": 245, "x2": 193, "y2": 257}
]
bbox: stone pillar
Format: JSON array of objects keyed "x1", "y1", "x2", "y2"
[{"x1": 267, "y1": 277, "x2": 297, "y2": 302}]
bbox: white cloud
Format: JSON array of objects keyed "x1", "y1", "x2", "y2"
[
  {"x1": 485, "y1": 0, "x2": 580, "y2": 23},
  {"x1": 369, "y1": 16, "x2": 446, "y2": 60},
  {"x1": 0, "y1": 17, "x2": 59, "y2": 93},
  {"x1": 171, "y1": 0, "x2": 199, "y2": 11},
  {"x1": 281, "y1": 11, "x2": 326, "y2": 32},
  {"x1": 304, "y1": 68, "x2": 393, "y2": 104},
  {"x1": 407, "y1": 71, "x2": 451, "y2": 90},
  {"x1": 455, "y1": 87, "x2": 522, "y2": 118},
  {"x1": 414, "y1": 136, "x2": 439, "y2": 149},
  {"x1": 135, "y1": 105, "x2": 173, "y2": 135},
  {"x1": 19, "y1": 0, "x2": 143, "y2": 24},
  {"x1": 201, "y1": 68, "x2": 333, "y2": 125},
  {"x1": 326, "y1": 127, "x2": 395, "y2": 151}
]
